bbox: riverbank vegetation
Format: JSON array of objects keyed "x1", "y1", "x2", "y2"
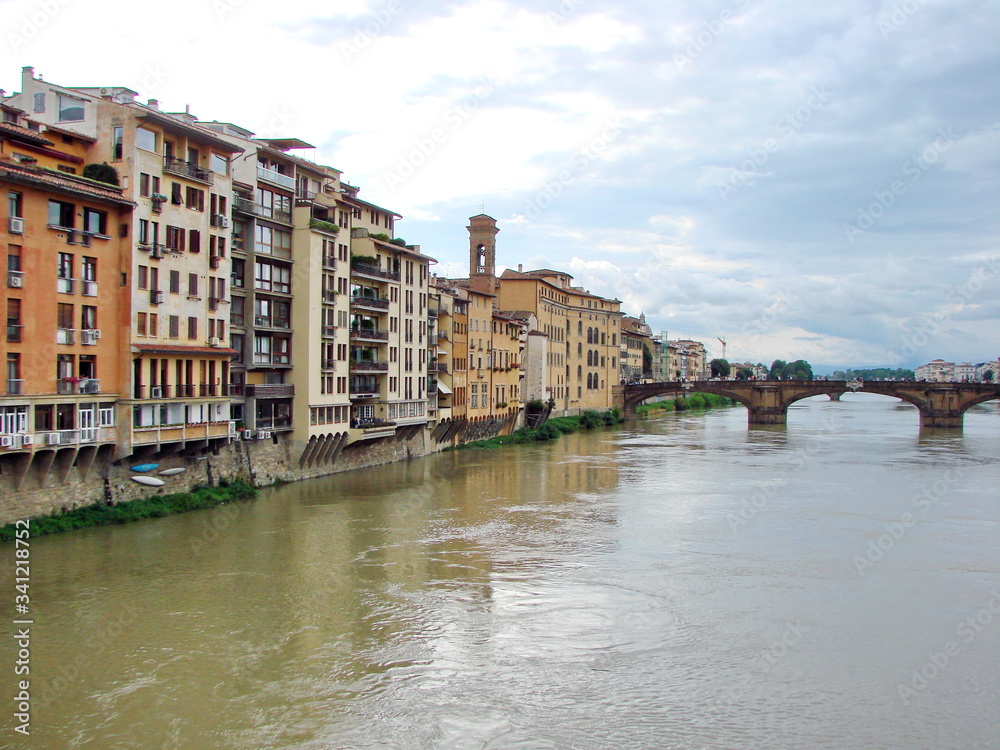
[
  {"x1": 0, "y1": 479, "x2": 258, "y2": 541},
  {"x1": 635, "y1": 392, "x2": 737, "y2": 417},
  {"x1": 454, "y1": 409, "x2": 623, "y2": 450}
]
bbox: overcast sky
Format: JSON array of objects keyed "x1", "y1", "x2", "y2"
[{"x1": 5, "y1": 0, "x2": 999, "y2": 369}]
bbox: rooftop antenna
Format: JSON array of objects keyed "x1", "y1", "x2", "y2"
[{"x1": 718, "y1": 337, "x2": 727, "y2": 360}]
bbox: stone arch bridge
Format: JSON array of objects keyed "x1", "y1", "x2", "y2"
[{"x1": 613, "y1": 380, "x2": 1000, "y2": 429}]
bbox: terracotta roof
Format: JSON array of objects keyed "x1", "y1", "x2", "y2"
[
  {"x1": 0, "y1": 162, "x2": 133, "y2": 205},
  {"x1": 41, "y1": 123, "x2": 97, "y2": 142},
  {"x1": 0, "y1": 120, "x2": 54, "y2": 146},
  {"x1": 132, "y1": 344, "x2": 238, "y2": 355}
]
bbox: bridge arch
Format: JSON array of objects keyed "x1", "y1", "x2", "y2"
[{"x1": 614, "y1": 381, "x2": 1000, "y2": 430}]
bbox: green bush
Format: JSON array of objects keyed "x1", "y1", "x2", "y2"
[
  {"x1": 580, "y1": 410, "x2": 604, "y2": 429},
  {"x1": 82, "y1": 162, "x2": 119, "y2": 186},
  {"x1": 536, "y1": 422, "x2": 562, "y2": 440}
]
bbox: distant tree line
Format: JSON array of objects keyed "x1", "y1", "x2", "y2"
[
  {"x1": 769, "y1": 359, "x2": 814, "y2": 380},
  {"x1": 829, "y1": 368, "x2": 915, "y2": 380}
]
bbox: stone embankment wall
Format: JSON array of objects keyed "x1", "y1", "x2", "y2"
[{"x1": 0, "y1": 419, "x2": 508, "y2": 526}]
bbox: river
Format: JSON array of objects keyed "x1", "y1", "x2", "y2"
[{"x1": 3, "y1": 394, "x2": 999, "y2": 749}]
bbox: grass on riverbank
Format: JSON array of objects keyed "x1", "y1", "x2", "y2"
[
  {"x1": 635, "y1": 392, "x2": 736, "y2": 416},
  {"x1": 0, "y1": 479, "x2": 258, "y2": 542},
  {"x1": 453, "y1": 409, "x2": 623, "y2": 450}
]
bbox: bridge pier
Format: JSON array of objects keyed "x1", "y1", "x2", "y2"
[
  {"x1": 747, "y1": 407, "x2": 788, "y2": 426},
  {"x1": 919, "y1": 411, "x2": 964, "y2": 429}
]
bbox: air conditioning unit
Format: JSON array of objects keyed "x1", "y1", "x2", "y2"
[
  {"x1": 151, "y1": 246, "x2": 164, "y2": 259},
  {"x1": 150, "y1": 385, "x2": 163, "y2": 398},
  {"x1": 22, "y1": 434, "x2": 34, "y2": 446},
  {"x1": 81, "y1": 329, "x2": 99, "y2": 345},
  {"x1": 91, "y1": 329, "x2": 102, "y2": 339},
  {"x1": 81, "y1": 379, "x2": 101, "y2": 394},
  {"x1": 243, "y1": 429, "x2": 254, "y2": 440},
  {"x1": 8, "y1": 435, "x2": 23, "y2": 449},
  {"x1": 8, "y1": 217, "x2": 24, "y2": 234},
  {"x1": 213, "y1": 215, "x2": 229, "y2": 228},
  {"x1": 46, "y1": 432, "x2": 61, "y2": 446},
  {"x1": 81, "y1": 232, "x2": 92, "y2": 247},
  {"x1": 257, "y1": 429, "x2": 272, "y2": 440},
  {"x1": 8, "y1": 274, "x2": 23, "y2": 288},
  {"x1": 0, "y1": 436, "x2": 12, "y2": 448},
  {"x1": 151, "y1": 290, "x2": 164, "y2": 304},
  {"x1": 208, "y1": 337, "x2": 221, "y2": 347}
]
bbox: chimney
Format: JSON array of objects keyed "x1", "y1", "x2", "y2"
[
  {"x1": 21, "y1": 66, "x2": 34, "y2": 89},
  {"x1": 147, "y1": 99, "x2": 159, "y2": 110},
  {"x1": 517, "y1": 264, "x2": 523, "y2": 272}
]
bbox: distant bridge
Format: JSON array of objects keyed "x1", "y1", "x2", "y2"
[{"x1": 613, "y1": 380, "x2": 1000, "y2": 429}]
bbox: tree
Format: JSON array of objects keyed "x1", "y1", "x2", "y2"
[
  {"x1": 984, "y1": 369, "x2": 995, "y2": 382},
  {"x1": 736, "y1": 366, "x2": 754, "y2": 380},
  {"x1": 82, "y1": 162, "x2": 119, "y2": 186},
  {"x1": 788, "y1": 359, "x2": 814, "y2": 380},
  {"x1": 710, "y1": 358, "x2": 731, "y2": 378},
  {"x1": 769, "y1": 360, "x2": 787, "y2": 379},
  {"x1": 642, "y1": 343, "x2": 653, "y2": 377}
]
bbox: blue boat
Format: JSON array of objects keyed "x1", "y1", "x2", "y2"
[{"x1": 130, "y1": 463, "x2": 159, "y2": 473}]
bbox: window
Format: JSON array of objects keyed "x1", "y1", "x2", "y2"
[
  {"x1": 210, "y1": 153, "x2": 228, "y2": 176},
  {"x1": 83, "y1": 208, "x2": 107, "y2": 235},
  {"x1": 112, "y1": 126, "x2": 123, "y2": 160},
  {"x1": 188, "y1": 273, "x2": 199, "y2": 298},
  {"x1": 139, "y1": 173, "x2": 150, "y2": 197},
  {"x1": 254, "y1": 261, "x2": 290, "y2": 294},
  {"x1": 58, "y1": 252, "x2": 73, "y2": 280},
  {"x1": 82, "y1": 256, "x2": 96, "y2": 282},
  {"x1": 136, "y1": 127, "x2": 157, "y2": 152},
  {"x1": 169, "y1": 270, "x2": 180, "y2": 294},
  {"x1": 8, "y1": 191, "x2": 23, "y2": 218},
  {"x1": 168, "y1": 315, "x2": 179, "y2": 338},
  {"x1": 48, "y1": 200, "x2": 74, "y2": 228},
  {"x1": 171, "y1": 182, "x2": 182, "y2": 205},
  {"x1": 137, "y1": 265, "x2": 148, "y2": 290},
  {"x1": 166, "y1": 226, "x2": 185, "y2": 252},
  {"x1": 189, "y1": 230, "x2": 201, "y2": 253},
  {"x1": 138, "y1": 219, "x2": 150, "y2": 244},
  {"x1": 33, "y1": 93, "x2": 45, "y2": 113},
  {"x1": 187, "y1": 317, "x2": 198, "y2": 339},
  {"x1": 185, "y1": 186, "x2": 205, "y2": 211},
  {"x1": 57, "y1": 94, "x2": 85, "y2": 122}
]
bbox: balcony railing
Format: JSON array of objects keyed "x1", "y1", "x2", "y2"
[
  {"x1": 82, "y1": 280, "x2": 98, "y2": 297},
  {"x1": 233, "y1": 196, "x2": 291, "y2": 224},
  {"x1": 163, "y1": 156, "x2": 213, "y2": 184},
  {"x1": 322, "y1": 290, "x2": 337, "y2": 303},
  {"x1": 428, "y1": 307, "x2": 439, "y2": 318},
  {"x1": 350, "y1": 294, "x2": 389, "y2": 310},
  {"x1": 57, "y1": 276, "x2": 75, "y2": 294},
  {"x1": 350, "y1": 361, "x2": 389, "y2": 372},
  {"x1": 244, "y1": 384, "x2": 295, "y2": 399},
  {"x1": 56, "y1": 328, "x2": 75, "y2": 345},
  {"x1": 257, "y1": 165, "x2": 295, "y2": 189},
  {"x1": 253, "y1": 315, "x2": 291, "y2": 330},
  {"x1": 5, "y1": 379, "x2": 23, "y2": 395},
  {"x1": 349, "y1": 327, "x2": 389, "y2": 342},
  {"x1": 351, "y1": 263, "x2": 400, "y2": 282},
  {"x1": 322, "y1": 254, "x2": 337, "y2": 269},
  {"x1": 253, "y1": 352, "x2": 291, "y2": 365}
]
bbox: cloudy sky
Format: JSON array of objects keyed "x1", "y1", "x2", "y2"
[{"x1": 5, "y1": 0, "x2": 999, "y2": 369}]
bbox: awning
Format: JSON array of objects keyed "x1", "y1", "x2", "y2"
[{"x1": 436, "y1": 380, "x2": 453, "y2": 395}]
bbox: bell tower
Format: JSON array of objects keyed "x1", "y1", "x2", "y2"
[{"x1": 468, "y1": 214, "x2": 499, "y2": 294}]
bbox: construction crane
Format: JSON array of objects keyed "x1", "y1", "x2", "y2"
[{"x1": 718, "y1": 337, "x2": 727, "y2": 360}]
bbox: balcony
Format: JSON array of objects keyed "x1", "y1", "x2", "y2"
[
  {"x1": 253, "y1": 352, "x2": 291, "y2": 366},
  {"x1": 321, "y1": 325, "x2": 337, "y2": 339},
  {"x1": 349, "y1": 326, "x2": 389, "y2": 342},
  {"x1": 349, "y1": 378, "x2": 381, "y2": 399},
  {"x1": 5, "y1": 379, "x2": 23, "y2": 395},
  {"x1": 322, "y1": 254, "x2": 337, "y2": 269},
  {"x1": 351, "y1": 263, "x2": 400, "y2": 282},
  {"x1": 428, "y1": 307, "x2": 439, "y2": 318},
  {"x1": 257, "y1": 165, "x2": 295, "y2": 190},
  {"x1": 163, "y1": 156, "x2": 213, "y2": 184},
  {"x1": 244, "y1": 384, "x2": 295, "y2": 399},
  {"x1": 322, "y1": 290, "x2": 337, "y2": 304},
  {"x1": 132, "y1": 420, "x2": 233, "y2": 447},
  {"x1": 253, "y1": 315, "x2": 291, "y2": 330},
  {"x1": 350, "y1": 360, "x2": 389, "y2": 373},
  {"x1": 82, "y1": 280, "x2": 98, "y2": 297},
  {"x1": 350, "y1": 294, "x2": 390, "y2": 311},
  {"x1": 233, "y1": 196, "x2": 291, "y2": 224},
  {"x1": 56, "y1": 328, "x2": 75, "y2": 345},
  {"x1": 7, "y1": 324, "x2": 23, "y2": 343},
  {"x1": 432, "y1": 362, "x2": 449, "y2": 374},
  {"x1": 308, "y1": 218, "x2": 340, "y2": 235},
  {"x1": 57, "y1": 276, "x2": 75, "y2": 294}
]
